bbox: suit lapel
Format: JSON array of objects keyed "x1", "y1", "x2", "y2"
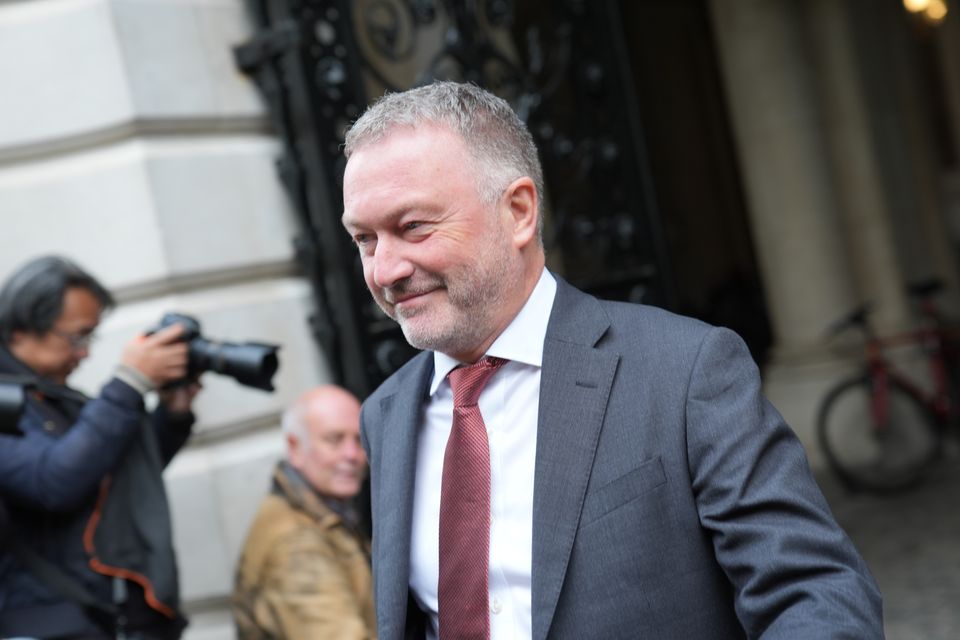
[
  {"x1": 531, "y1": 280, "x2": 619, "y2": 640},
  {"x1": 374, "y1": 354, "x2": 433, "y2": 638}
]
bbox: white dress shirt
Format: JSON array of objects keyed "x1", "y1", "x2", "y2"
[{"x1": 409, "y1": 269, "x2": 557, "y2": 640}]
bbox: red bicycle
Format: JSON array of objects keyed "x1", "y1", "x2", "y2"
[{"x1": 817, "y1": 280, "x2": 960, "y2": 492}]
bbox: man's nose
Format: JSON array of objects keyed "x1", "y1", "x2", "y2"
[
  {"x1": 343, "y1": 437, "x2": 366, "y2": 464},
  {"x1": 370, "y1": 238, "x2": 414, "y2": 289}
]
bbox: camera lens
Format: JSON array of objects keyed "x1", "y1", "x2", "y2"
[{"x1": 188, "y1": 339, "x2": 279, "y2": 391}]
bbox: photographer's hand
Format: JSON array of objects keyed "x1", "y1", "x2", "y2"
[
  {"x1": 121, "y1": 324, "x2": 190, "y2": 387},
  {"x1": 159, "y1": 379, "x2": 202, "y2": 415}
]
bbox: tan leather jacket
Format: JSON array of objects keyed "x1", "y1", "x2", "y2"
[{"x1": 232, "y1": 461, "x2": 376, "y2": 639}]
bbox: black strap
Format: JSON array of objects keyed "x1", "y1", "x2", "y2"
[
  {"x1": 4, "y1": 532, "x2": 118, "y2": 620},
  {"x1": 0, "y1": 600, "x2": 112, "y2": 638}
]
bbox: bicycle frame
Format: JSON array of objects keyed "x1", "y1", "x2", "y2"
[{"x1": 863, "y1": 325, "x2": 952, "y2": 432}]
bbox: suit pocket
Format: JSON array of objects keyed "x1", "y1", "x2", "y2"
[{"x1": 580, "y1": 456, "x2": 666, "y2": 526}]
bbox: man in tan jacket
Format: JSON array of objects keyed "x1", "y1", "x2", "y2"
[{"x1": 232, "y1": 385, "x2": 376, "y2": 639}]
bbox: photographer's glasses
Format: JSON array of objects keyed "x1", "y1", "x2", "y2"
[{"x1": 50, "y1": 329, "x2": 97, "y2": 350}]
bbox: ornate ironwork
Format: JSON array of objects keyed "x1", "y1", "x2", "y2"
[{"x1": 236, "y1": 0, "x2": 673, "y2": 396}]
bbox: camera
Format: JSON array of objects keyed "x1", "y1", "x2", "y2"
[
  {"x1": 0, "y1": 378, "x2": 25, "y2": 436},
  {"x1": 152, "y1": 313, "x2": 280, "y2": 392}
]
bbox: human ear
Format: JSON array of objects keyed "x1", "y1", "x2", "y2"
[
  {"x1": 503, "y1": 176, "x2": 539, "y2": 249},
  {"x1": 286, "y1": 434, "x2": 302, "y2": 468}
]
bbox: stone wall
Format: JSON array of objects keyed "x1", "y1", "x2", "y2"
[{"x1": 0, "y1": 1, "x2": 329, "y2": 637}]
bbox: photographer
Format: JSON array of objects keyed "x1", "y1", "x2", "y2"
[{"x1": 0, "y1": 256, "x2": 200, "y2": 639}]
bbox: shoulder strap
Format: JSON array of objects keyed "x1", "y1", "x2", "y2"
[{"x1": 4, "y1": 532, "x2": 117, "y2": 619}]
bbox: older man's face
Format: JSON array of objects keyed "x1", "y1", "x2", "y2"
[
  {"x1": 290, "y1": 392, "x2": 367, "y2": 500},
  {"x1": 341, "y1": 124, "x2": 523, "y2": 363}
]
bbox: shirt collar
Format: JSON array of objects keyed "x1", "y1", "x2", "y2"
[{"x1": 430, "y1": 269, "x2": 557, "y2": 396}]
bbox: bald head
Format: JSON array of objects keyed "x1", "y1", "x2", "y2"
[{"x1": 282, "y1": 385, "x2": 366, "y2": 500}]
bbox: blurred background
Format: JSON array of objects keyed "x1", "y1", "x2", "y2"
[{"x1": 2, "y1": 0, "x2": 958, "y2": 637}]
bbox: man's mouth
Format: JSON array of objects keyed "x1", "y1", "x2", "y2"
[
  {"x1": 386, "y1": 285, "x2": 439, "y2": 309},
  {"x1": 392, "y1": 290, "x2": 431, "y2": 305},
  {"x1": 335, "y1": 468, "x2": 363, "y2": 481},
  {"x1": 379, "y1": 275, "x2": 445, "y2": 318}
]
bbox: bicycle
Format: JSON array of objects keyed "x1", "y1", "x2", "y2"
[{"x1": 816, "y1": 279, "x2": 960, "y2": 493}]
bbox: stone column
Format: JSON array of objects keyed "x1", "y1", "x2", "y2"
[
  {"x1": 707, "y1": 0, "x2": 864, "y2": 456},
  {"x1": 936, "y1": 11, "x2": 960, "y2": 161},
  {"x1": 878, "y1": 0, "x2": 960, "y2": 311},
  {"x1": 708, "y1": 0, "x2": 857, "y2": 360},
  {"x1": 807, "y1": 0, "x2": 913, "y2": 335},
  {"x1": 935, "y1": 10, "x2": 960, "y2": 280}
]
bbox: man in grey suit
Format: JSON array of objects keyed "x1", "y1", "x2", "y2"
[{"x1": 341, "y1": 81, "x2": 882, "y2": 639}]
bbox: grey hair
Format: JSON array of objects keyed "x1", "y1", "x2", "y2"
[
  {"x1": 344, "y1": 81, "x2": 545, "y2": 240},
  {"x1": 0, "y1": 255, "x2": 114, "y2": 344}
]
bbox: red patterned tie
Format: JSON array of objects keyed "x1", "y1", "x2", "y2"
[{"x1": 438, "y1": 356, "x2": 506, "y2": 640}]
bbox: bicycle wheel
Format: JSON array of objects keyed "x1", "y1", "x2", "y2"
[{"x1": 817, "y1": 375, "x2": 940, "y2": 492}]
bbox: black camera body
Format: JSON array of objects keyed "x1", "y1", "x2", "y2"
[{"x1": 153, "y1": 312, "x2": 280, "y2": 392}]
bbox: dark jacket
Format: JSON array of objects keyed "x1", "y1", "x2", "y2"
[
  {"x1": 0, "y1": 347, "x2": 193, "y2": 639},
  {"x1": 361, "y1": 277, "x2": 882, "y2": 639}
]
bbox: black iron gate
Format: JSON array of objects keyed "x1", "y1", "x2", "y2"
[{"x1": 235, "y1": 0, "x2": 673, "y2": 398}]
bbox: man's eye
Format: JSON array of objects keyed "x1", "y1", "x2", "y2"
[
  {"x1": 403, "y1": 222, "x2": 422, "y2": 232},
  {"x1": 353, "y1": 233, "x2": 370, "y2": 245}
]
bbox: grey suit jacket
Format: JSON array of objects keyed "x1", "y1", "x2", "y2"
[{"x1": 360, "y1": 278, "x2": 883, "y2": 639}]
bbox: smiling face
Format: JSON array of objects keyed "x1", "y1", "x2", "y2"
[
  {"x1": 287, "y1": 387, "x2": 367, "y2": 501},
  {"x1": 342, "y1": 124, "x2": 543, "y2": 363}
]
